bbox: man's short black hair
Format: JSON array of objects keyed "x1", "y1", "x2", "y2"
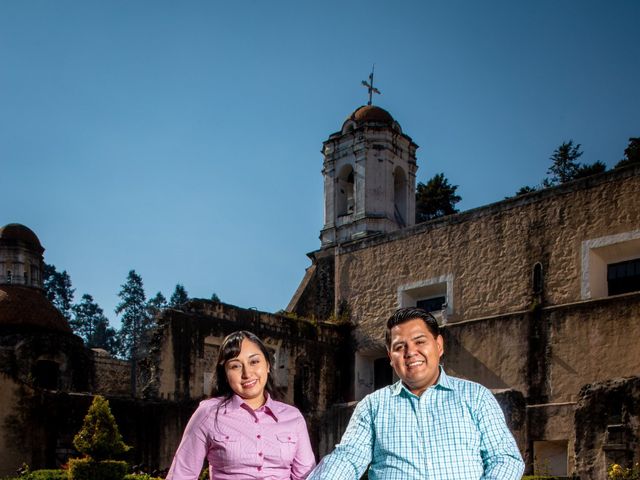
[{"x1": 385, "y1": 307, "x2": 440, "y2": 348}]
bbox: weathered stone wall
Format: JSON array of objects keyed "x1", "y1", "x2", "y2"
[
  {"x1": 92, "y1": 350, "x2": 131, "y2": 396},
  {"x1": 325, "y1": 167, "x2": 640, "y2": 349},
  {"x1": 574, "y1": 376, "x2": 640, "y2": 480}
]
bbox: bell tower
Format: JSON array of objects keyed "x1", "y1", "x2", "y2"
[{"x1": 320, "y1": 105, "x2": 418, "y2": 246}]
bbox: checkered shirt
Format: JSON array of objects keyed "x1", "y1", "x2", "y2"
[{"x1": 308, "y1": 368, "x2": 524, "y2": 480}]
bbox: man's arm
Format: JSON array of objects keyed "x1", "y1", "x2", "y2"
[
  {"x1": 307, "y1": 397, "x2": 374, "y2": 480},
  {"x1": 476, "y1": 388, "x2": 525, "y2": 480}
]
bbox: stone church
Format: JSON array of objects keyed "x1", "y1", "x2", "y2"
[{"x1": 1, "y1": 104, "x2": 639, "y2": 479}]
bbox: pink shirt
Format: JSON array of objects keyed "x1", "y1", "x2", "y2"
[{"x1": 166, "y1": 394, "x2": 316, "y2": 480}]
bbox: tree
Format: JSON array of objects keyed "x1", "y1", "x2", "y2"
[
  {"x1": 210, "y1": 292, "x2": 220, "y2": 302},
  {"x1": 147, "y1": 291, "x2": 168, "y2": 320},
  {"x1": 169, "y1": 284, "x2": 189, "y2": 308},
  {"x1": 573, "y1": 160, "x2": 607, "y2": 180},
  {"x1": 547, "y1": 140, "x2": 583, "y2": 184},
  {"x1": 71, "y1": 294, "x2": 117, "y2": 352},
  {"x1": 73, "y1": 395, "x2": 130, "y2": 461},
  {"x1": 415, "y1": 173, "x2": 461, "y2": 223},
  {"x1": 514, "y1": 185, "x2": 538, "y2": 196},
  {"x1": 42, "y1": 263, "x2": 75, "y2": 321},
  {"x1": 115, "y1": 270, "x2": 149, "y2": 361},
  {"x1": 615, "y1": 137, "x2": 640, "y2": 168}
]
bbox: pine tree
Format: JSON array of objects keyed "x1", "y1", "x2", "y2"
[
  {"x1": 147, "y1": 291, "x2": 168, "y2": 320},
  {"x1": 415, "y1": 173, "x2": 461, "y2": 223},
  {"x1": 547, "y1": 140, "x2": 583, "y2": 184},
  {"x1": 73, "y1": 395, "x2": 130, "y2": 461},
  {"x1": 169, "y1": 284, "x2": 189, "y2": 308},
  {"x1": 42, "y1": 263, "x2": 75, "y2": 321},
  {"x1": 615, "y1": 137, "x2": 640, "y2": 168},
  {"x1": 72, "y1": 294, "x2": 116, "y2": 352},
  {"x1": 115, "y1": 270, "x2": 151, "y2": 396}
]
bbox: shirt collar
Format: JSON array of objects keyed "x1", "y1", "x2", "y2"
[
  {"x1": 390, "y1": 366, "x2": 453, "y2": 397},
  {"x1": 227, "y1": 393, "x2": 280, "y2": 421}
]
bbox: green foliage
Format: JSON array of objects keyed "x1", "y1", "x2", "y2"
[
  {"x1": 608, "y1": 462, "x2": 640, "y2": 479},
  {"x1": 73, "y1": 395, "x2": 131, "y2": 461},
  {"x1": 146, "y1": 291, "x2": 167, "y2": 320},
  {"x1": 615, "y1": 137, "x2": 640, "y2": 168},
  {"x1": 169, "y1": 284, "x2": 189, "y2": 308},
  {"x1": 573, "y1": 160, "x2": 607, "y2": 179},
  {"x1": 68, "y1": 458, "x2": 127, "y2": 480},
  {"x1": 198, "y1": 465, "x2": 209, "y2": 480},
  {"x1": 43, "y1": 263, "x2": 75, "y2": 321},
  {"x1": 71, "y1": 294, "x2": 116, "y2": 353},
  {"x1": 210, "y1": 292, "x2": 220, "y2": 302},
  {"x1": 521, "y1": 476, "x2": 570, "y2": 480},
  {"x1": 547, "y1": 140, "x2": 583, "y2": 184},
  {"x1": 115, "y1": 270, "x2": 150, "y2": 360},
  {"x1": 415, "y1": 173, "x2": 461, "y2": 222},
  {"x1": 28, "y1": 470, "x2": 68, "y2": 480}
]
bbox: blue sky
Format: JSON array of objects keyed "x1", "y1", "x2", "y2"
[{"x1": 2, "y1": 1, "x2": 639, "y2": 326}]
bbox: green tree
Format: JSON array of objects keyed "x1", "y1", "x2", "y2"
[
  {"x1": 169, "y1": 284, "x2": 189, "y2": 308},
  {"x1": 415, "y1": 173, "x2": 461, "y2": 222},
  {"x1": 73, "y1": 395, "x2": 130, "y2": 461},
  {"x1": 573, "y1": 160, "x2": 607, "y2": 179},
  {"x1": 115, "y1": 270, "x2": 150, "y2": 359},
  {"x1": 514, "y1": 185, "x2": 538, "y2": 196},
  {"x1": 72, "y1": 294, "x2": 117, "y2": 352},
  {"x1": 146, "y1": 291, "x2": 167, "y2": 320},
  {"x1": 43, "y1": 263, "x2": 75, "y2": 321},
  {"x1": 615, "y1": 137, "x2": 640, "y2": 168},
  {"x1": 547, "y1": 140, "x2": 583, "y2": 184},
  {"x1": 210, "y1": 292, "x2": 220, "y2": 302}
]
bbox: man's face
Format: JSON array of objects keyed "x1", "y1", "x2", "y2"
[{"x1": 387, "y1": 318, "x2": 443, "y2": 396}]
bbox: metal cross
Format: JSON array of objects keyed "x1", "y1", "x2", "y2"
[{"x1": 361, "y1": 65, "x2": 381, "y2": 106}]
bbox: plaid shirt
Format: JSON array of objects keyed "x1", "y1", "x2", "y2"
[{"x1": 308, "y1": 368, "x2": 524, "y2": 480}]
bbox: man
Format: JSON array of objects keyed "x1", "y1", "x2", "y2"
[{"x1": 308, "y1": 307, "x2": 524, "y2": 480}]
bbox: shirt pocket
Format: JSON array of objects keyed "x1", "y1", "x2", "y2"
[
  {"x1": 276, "y1": 432, "x2": 298, "y2": 463},
  {"x1": 212, "y1": 433, "x2": 243, "y2": 464}
]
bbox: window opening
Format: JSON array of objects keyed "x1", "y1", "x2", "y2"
[{"x1": 608, "y1": 258, "x2": 640, "y2": 296}]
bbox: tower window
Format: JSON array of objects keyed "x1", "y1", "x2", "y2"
[
  {"x1": 337, "y1": 165, "x2": 355, "y2": 216},
  {"x1": 33, "y1": 360, "x2": 59, "y2": 390}
]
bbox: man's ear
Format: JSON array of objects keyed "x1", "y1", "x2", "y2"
[{"x1": 436, "y1": 334, "x2": 444, "y2": 359}]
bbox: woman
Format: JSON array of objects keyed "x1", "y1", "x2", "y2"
[{"x1": 166, "y1": 330, "x2": 316, "y2": 479}]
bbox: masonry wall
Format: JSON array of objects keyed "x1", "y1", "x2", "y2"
[{"x1": 329, "y1": 167, "x2": 640, "y2": 350}]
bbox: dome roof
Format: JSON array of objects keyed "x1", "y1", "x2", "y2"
[
  {"x1": 0, "y1": 223, "x2": 44, "y2": 253},
  {"x1": 0, "y1": 285, "x2": 72, "y2": 333},
  {"x1": 350, "y1": 105, "x2": 395, "y2": 125}
]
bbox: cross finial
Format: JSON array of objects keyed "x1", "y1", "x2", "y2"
[{"x1": 361, "y1": 65, "x2": 381, "y2": 106}]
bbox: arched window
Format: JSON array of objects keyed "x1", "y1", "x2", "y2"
[
  {"x1": 533, "y1": 262, "x2": 544, "y2": 295},
  {"x1": 337, "y1": 165, "x2": 355, "y2": 216},
  {"x1": 393, "y1": 166, "x2": 407, "y2": 226}
]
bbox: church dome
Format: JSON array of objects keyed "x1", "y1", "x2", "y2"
[
  {"x1": 0, "y1": 285, "x2": 72, "y2": 333},
  {"x1": 0, "y1": 223, "x2": 44, "y2": 254},
  {"x1": 350, "y1": 105, "x2": 395, "y2": 124},
  {"x1": 339, "y1": 105, "x2": 402, "y2": 135}
]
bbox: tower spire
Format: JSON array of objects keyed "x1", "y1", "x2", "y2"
[{"x1": 361, "y1": 65, "x2": 381, "y2": 106}]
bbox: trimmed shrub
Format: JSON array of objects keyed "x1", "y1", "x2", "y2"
[
  {"x1": 30, "y1": 471, "x2": 68, "y2": 480},
  {"x1": 68, "y1": 458, "x2": 127, "y2": 480},
  {"x1": 73, "y1": 396, "x2": 131, "y2": 461}
]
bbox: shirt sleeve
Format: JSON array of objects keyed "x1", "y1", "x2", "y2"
[
  {"x1": 476, "y1": 388, "x2": 525, "y2": 480},
  {"x1": 165, "y1": 402, "x2": 211, "y2": 480},
  {"x1": 290, "y1": 413, "x2": 317, "y2": 480},
  {"x1": 307, "y1": 397, "x2": 373, "y2": 480}
]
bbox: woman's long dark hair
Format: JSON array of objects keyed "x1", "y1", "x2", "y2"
[{"x1": 212, "y1": 330, "x2": 276, "y2": 401}]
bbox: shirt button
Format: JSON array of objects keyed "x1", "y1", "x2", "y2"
[
  {"x1": 256, "y1": 434, "x2": 261, "y2": 439},
  {"x1": 258, "y1": 452, "x2": 263, "y2": 456},
  {"x1": 257, "y1": 466, "x2": 262, "y2": 471},
  {"x1": 254, "y1": 419, "x2": 259, "y2": 423}
]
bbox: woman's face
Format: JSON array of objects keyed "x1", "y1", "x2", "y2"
[{"x1": 224, "y1": 338, "x2": 270, "y2": 409}]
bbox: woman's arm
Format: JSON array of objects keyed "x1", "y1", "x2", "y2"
[
  {"x1": 290, "y1": 413, "x2": 317, "y2": 480},
  {"x1": 166, "y1": 402, "x2": 211, "y2": 480}
]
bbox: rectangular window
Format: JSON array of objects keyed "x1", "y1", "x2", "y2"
[
  {"x1": 416, "y1": 296, "x2": 446, "y2": 313},
  {"x1": 608, "y1": 258, "x2": 640, "y2": 296}
]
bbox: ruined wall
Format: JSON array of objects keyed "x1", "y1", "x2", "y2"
[
  {"x1": 327, "y1": 167, "x2": 640, "y2": 349},
  {"x1": 92, "y1": 350, "x2": 131, "y2": 396},
  {"x1": 574, "y1": 376, "x2": 640, "y2": 480},
  {"x1": 0, "y1": 374, "x2": 31, "y2": 476}
]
